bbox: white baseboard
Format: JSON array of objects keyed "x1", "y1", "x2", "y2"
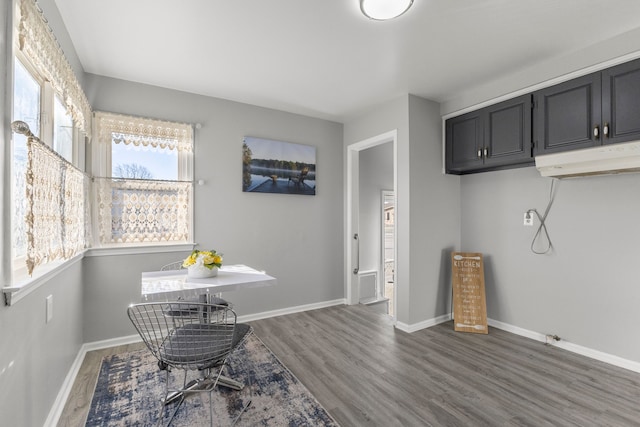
[
  {"x1": 487, "y1": 318, "x2": 546, "y2": 341},
  {"x1": 395, "y1": 314, "x2": 640, "y2": 374},
  {"x1": 487, "y1": 318, "x2": 640, "y2": 374},
  {"x1": 395, "y1": 313, "x2": 452, "y2": 333},
  {"x1": 44, "y1": 334, "x2": 144, "y2": 427},
  {"x1": 238, "y1": 298, "x2": 346, "y2": 323},
  {"x1": 43, "y1": 343, "x2": 87, "y2": 427},
  {"x1": 46, "y1": 298, "x2": 346, "y2": 426}
]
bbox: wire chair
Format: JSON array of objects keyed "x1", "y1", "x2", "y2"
[{"x1": 128, "y1": 302, "x2": 252, "y2": 426}]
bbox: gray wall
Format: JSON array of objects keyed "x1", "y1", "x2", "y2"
[
  {"x1": 0, "y1": 263, "x2": 84, "y2": 427},
  {"x1": 442, "y1": 28, "x2": 640, "y2": 116},
  {"x1": 407, "y1": 95, "x2": 460, "y2": 325},
  {"x1": 83, "y1": 74, "x2": 345, "y2": 342},
  {"x1": 344, "y1": 95, "x2": 461, "y2": 326},
  {"x1": 358, "y1": 142, "x2": 393, "y2": 274},
  {"x1": 461, "y1": 167, "x2": 640, "y2": 362},
  {"x1": 82, "y1": 251, "x2": 193, "y2": 342}
]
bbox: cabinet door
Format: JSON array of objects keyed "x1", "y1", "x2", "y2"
[
  {"x1": 445, "y1": 111, "x2": 483, "y2": 173},
  {"x1": 602, "y1": 58, "x2": 640, "y2": 145},
  {"x1": 483, "y1": 94, "x2": 532, "y2": 168},
  {"x1": 534, "y1": 73, "x2": 601, "y2": 155}
]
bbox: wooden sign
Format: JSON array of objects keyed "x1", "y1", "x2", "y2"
[{"x1": 451, "y1": 252, "x2": 488, "y2": 334}]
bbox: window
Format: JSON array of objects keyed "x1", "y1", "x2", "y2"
[
  {"x1": 11, "y1": 57, "x2": 89, "y2": 279},
  {"x1": 6, "y1": 0, "x2": 91, "y2": 290},
  {"x1": 12, "y1": 58, "x2": 41, "y2": 261},
  {"x1": 111, "y1": 135, "x2": 178, "y2": 180},
  {"x1": 93, "y1": 112, "x2": 194, "y2": 246},
  {"x1": 53, "y1": 94, "x2": 74, "y2": 163}
]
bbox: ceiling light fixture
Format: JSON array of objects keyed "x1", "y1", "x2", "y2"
[{"x1": 360, "y1": 0, "x2": 413, "y2": 20}]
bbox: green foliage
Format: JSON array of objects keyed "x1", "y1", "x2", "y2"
[{"x1": 242, "y1": 143, "x2": 252, "y2": 190}]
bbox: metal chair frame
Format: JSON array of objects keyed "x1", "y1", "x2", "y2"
[
  {"x1": 127, "y1": 302, "x2": 252, "y2": 426},
  {"x1": 160, "y1": 261, "x2": 185, "y2": 271}
]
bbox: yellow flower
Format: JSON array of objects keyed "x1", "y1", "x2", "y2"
[
  {"x1": 183, "y1": 249, "x2": 223, "y2": 269},
  {"x1": 181, "y1": 253, "x2": 196, "y2": 268}
]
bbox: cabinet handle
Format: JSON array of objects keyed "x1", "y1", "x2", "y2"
[
  {"x1": 603, "y1": 123, "x2": 609, "y2": 137},
  {"x1": 477, "y1": 149, "x2": 482, "y2": 158},
  {"x1": 484, "y1": 148, "x2": 488, "y2": 157},
  {"x1": 593, "y1": 126, "x2": 600, "y2": 139}
]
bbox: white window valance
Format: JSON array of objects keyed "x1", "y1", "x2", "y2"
[
  {"x1": 18, "y1": 0, "x2": 92, "y2": 134},
  {"x1": 95, "y1": 111, "x2": 194, "y2": 152},
  {"x1": 25, "y1": 135, "x2": 89, "y2": 275}
]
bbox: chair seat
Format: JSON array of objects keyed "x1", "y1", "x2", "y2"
[
  {"x1": 160, "y1": 323, "x2": 233, "y2": 368},
  {"x1": 159, "y1": 323, "x2": 252, "y2": 369}
]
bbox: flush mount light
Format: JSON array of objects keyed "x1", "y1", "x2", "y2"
[{"x1": 360, "y1": 0, "x2": 414, "y2": 20}]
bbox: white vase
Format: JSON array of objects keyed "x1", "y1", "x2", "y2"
[{"x1": 187, "y1": 265, "x2": 218, "y2": 278}]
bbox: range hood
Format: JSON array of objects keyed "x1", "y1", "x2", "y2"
[{"x1": 535, "y1": 140, "x2": 640, "y2": 178}]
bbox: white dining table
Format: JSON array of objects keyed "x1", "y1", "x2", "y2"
[{"x1": 140, "y1": 264, "x2": 276, "y2": 302}]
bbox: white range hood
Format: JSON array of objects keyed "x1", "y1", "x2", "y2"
[{"x1": 535, "y1": 140, "x2": 640, "y2": 178}]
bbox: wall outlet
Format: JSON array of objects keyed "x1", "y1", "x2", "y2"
[
  {"x1": 523, "y1": 212, "x2": 533, "y2": 226},
  {"x1": 46, "y1": 295, "x2": 53, "y2": 323}
]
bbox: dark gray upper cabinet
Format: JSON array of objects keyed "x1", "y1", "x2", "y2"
[
  {"x1": 445, "y1": 110, "x2": 483, "y2": 173},
  {"x1": 534, "y1": 58, "x2": 640, "y2": 155},
  {"x1": 602, "y1": 59, "x2": 640, "y2": 145},
  {"x1": 533, "y1": 73, "x2": 601, "y2": 155},
  {"x1": 446, "y1": 94, "x2": 532, "y2": 174}
]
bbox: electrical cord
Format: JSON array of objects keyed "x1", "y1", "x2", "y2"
[{"x1": 527, "y1": 179, "x2": 557, "y2": 255}]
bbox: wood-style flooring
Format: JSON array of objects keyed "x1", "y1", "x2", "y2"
[{"x1": 58, "y1": 304, "x2": 640, "y2": 426}]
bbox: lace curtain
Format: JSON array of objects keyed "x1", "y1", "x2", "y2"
[
  {"x1": 93, "y1": 112, "x2": 194, "y2": 245},
  {"x1": 18, "y1": 0, "x2": 92, "y2": 134},
  {"x1": 25, "y1": 136, "x2": 89, "y2": 275},
  {"x1": 95, "y1": 178, "x2": 192, "y2": 244},
  {"x1": 95, "y1": 111, "x2": 193, "y2": 152}
]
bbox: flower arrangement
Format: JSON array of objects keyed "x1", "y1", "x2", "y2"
[{"x1": 182, "y1": 249, "x2": 223, "y2": 270}]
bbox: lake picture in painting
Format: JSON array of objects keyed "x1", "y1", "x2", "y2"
[{"x1": 242, "y1": 136, "x2": 316, "y2": 195}]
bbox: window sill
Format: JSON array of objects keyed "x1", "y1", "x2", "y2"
[
  {"x1": 85, "y1": 242, "x2": 196, "y2": 257},
  {"x1": 3, "y1": 253, "x2": 84, "y2": 306},
  {"x1": 3, "y1": 243, "x2": 196, "y2": 306}
]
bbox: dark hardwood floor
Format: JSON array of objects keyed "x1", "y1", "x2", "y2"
[{"x1": 59, "y1": 304, "x2": 640, "y2": 426}]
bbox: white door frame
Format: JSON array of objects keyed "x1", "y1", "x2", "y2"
[
  {"x1": 381, "y1": 189, "x2": 395, "y2": 302},
  {"x1": 346, "y1": 130, "x2": 398, "y2": 308}
]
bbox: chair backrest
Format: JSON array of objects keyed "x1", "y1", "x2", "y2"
[
  {"x1": 127, "y1": 302, "x2": 237, "y2": 371},
  {"x1": 160, "y1": 260, "x2": 184, "y2": 271}
]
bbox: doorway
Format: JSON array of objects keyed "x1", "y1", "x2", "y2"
[{"x1": 346, "y1": 130, "x2": 397, "y2": 320}]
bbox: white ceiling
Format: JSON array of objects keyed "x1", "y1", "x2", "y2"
[{"x1": 54, "y1": 0, "x2": 640, "y2": 122}]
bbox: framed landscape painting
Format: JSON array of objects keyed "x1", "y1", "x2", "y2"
[{"x1": 242, "y1": 136, "x2": 316, "y2": 195}]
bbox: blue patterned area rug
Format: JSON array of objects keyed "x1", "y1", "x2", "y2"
[{"x1": 86, "y1": 333, "x2": 339, "y2": 426}]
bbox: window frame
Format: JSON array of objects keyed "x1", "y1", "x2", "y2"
[{"x1": 92, "y1": 111, "x2": 195, "y2": 248}]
